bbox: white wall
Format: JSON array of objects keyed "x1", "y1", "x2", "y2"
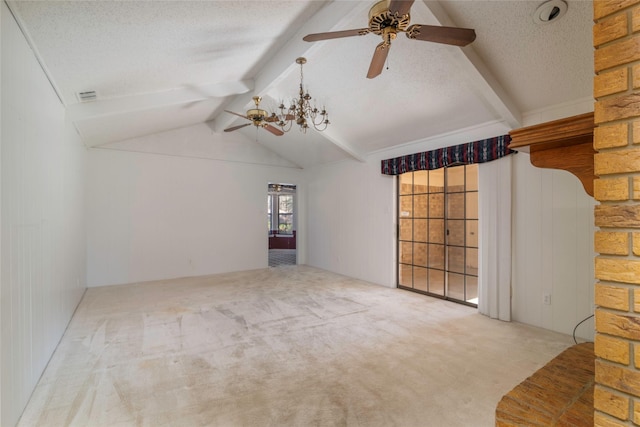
[
  {"x1": 86, "y1": 148, "x2": 305, "y2": 287},
  {"x1": 512, "y1": 152, "x2": 595, "y2": 340},
  {"x1": 306, "y1": 160, "x2": 396, "y2": 287},
  {"x1": 1, "y1": 4, "x2": 87, "y2": 426}
]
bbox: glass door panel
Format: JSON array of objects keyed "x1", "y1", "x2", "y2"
[
  {"x1": 428, "y1": 269, "x2": 445, "y2": 295},
  {"x1": 400, "y1": 241, "x2": 413, "y2": 264},
  {"x1": 399, "y1": 219, "x2": 413, "y2": 241},
  {"x1": 399, "y1": 173, "x2": 413, "y2": 194},
  {"x1": 466, "y1": 220, "x2": 478, "y2": 247},
  {"x1": 413, "y1": 266, "x2": 428, "y2": 291},
  {"x1": 414, "y1": 194, "x2": 428, "y2": 217},
  {"x1": 446, "y1": 167, "x2": 464, "y2": 191},
  {"x1": 399, "y1": 264, "x2": 412, "y2": 287},
  {"x1": 414, "y1": 170, "x2": 428, "y2": 191},
  {"x1": 397, "y1": 164, "x2": 479, "y2": 307},
  {"x1": 466, "y1": 276, "x2": 479, "y2": 303},
  {"x1": 447, "y1": 246, "x2": 465, "y2": 274},
  {"x1": 429, "y1": 219, "x2": 445, "y2": 243},
  {"x1": 414, "y1": 243, "x2": 427, "y2": 266},
  {"x1": 447, "y1": 272, "x2": 465, "y2": 300},
  {"x1": 428, "y1": 244, "x2": 445, "y2": 269},
  {"x1": 445, "y1": 164, "x2": 478, "y2": 305},
  {"x1": 466, "y1": 192, "x2": 478, "y2": 218},
  {"x1": 399, "y1": 195, "x2": 413, "y2": 218},
  {"x1": 429, "y1": 194, "x2": 444, "y2": 216},
  {"x1": 447, "y1": 193, "x2": 465, "y2": 219},
  {"x1": 466, "y1": 166, "x2": 478, "y2": 191},
  {"x1": 414, "y1": 219, "x2": 427, "y2": 242},
  {"x1": 447, "y1": 220, "x2": 465, "y2": 246},
  {"x1": 466, "y1": 248, "x2": 479, "y2": 275}
]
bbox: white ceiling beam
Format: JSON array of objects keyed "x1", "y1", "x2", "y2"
[
  {"x1": 211, "y1": 0, "x2": 370, "y2": 163},
  {"x1": 415, "y1": 0, "x2": 522, "y2": 129},
  {"x1": 66, "y1": 80, "x2": 253, "y2": 121},
  {"x1": 312, "y1": 128, "x2": 367, "y2": 163}
]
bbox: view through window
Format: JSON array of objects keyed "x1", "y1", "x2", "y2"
[
  {"x1": 397, "y1": 165, "x2": 478, "y2": 306},
  {"x1": 267, "y1": 184, "x2": 295, "y2": 234}
]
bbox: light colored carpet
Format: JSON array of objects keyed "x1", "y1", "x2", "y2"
[{"x1": 18, "y1": 266, "x2": 574, "y2": 427}]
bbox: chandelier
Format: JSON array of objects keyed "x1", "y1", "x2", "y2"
[{"x1": 274, "y1": 57, "x2": 330, "y2": 133}]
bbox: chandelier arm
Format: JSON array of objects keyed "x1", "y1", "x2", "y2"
[{"x1": 273, "y1": 57, "x2": 329, "y2": 133}]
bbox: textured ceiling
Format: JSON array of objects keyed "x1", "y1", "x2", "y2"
[{"x1": 8, "y1": 0, "x2": 594, "y2": 168}]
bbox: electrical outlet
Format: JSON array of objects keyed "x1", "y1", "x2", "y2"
[{"x1": 543, "y1": 293, "x2": 552, "y2": 305}]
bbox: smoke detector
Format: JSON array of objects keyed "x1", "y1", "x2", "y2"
[{"x1": 533, "y1": 0, "x2": 568, "y2": 25}]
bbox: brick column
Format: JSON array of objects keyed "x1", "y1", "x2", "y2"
[{"x1": 594, "y1": 1, "x2": 640, "y2": 425}]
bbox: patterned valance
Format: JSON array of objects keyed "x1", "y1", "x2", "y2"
[{"x1": 381, "y1": 134, "x2": 513, "y2": 175}]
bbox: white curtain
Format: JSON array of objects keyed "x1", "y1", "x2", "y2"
[{"x1": 478, "y1": 155, "x2": 512, "y2": 321}]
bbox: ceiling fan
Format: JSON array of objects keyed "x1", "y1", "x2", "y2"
[
  {"x1": 224, "y1": 96, "x2": 284, "y2": 136},
  {"x1": 303, "y1": 0, "x2": 476, "y2": 79}
]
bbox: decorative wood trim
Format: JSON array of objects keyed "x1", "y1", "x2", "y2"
[{"x1": 509, "y1": 112, "x2": 595, "y2": 197}]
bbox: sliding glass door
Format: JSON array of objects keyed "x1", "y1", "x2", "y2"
[{"x1": 397, "y1": 165, "x2": 478, "y2": 306}]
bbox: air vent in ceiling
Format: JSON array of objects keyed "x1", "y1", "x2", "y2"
[{"x1": 76, "y1": 90, "x2": 97, "y2": 102}]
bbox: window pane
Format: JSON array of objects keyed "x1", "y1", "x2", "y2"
[
  {"x1": 279, "y1": 195, "x2": 293, "y2": 213},
  {"x1": 399, "y1": 219, "x2": 413, "y2": 241},
  {"x1": 466, "y1": 220, "x2": 478, "y2": 247},
  {"x1": 399, "y1": 264, "x2": 413, "y2": 287},
  {"x1": 414, "y1": 242, "x2": 427, "y2": 266},
  {"x1": 400, "y1": 242, "x2": 413, "y2": 264},
  {"x1": 429, "y1": 219, "x2": 445, "y2": 244},
  {"x1": 447, "y1": 166, "x2": 465, "y2": 192},
  {"x1": 447, "y1": 193, "x2": 464, "y2": 219},
  {"x1": 399, "y1": 173, "x2": 413, "y2": 195},
  {"x1": 447, "y1": 273, "x2": 465, "y2": 300},
  {"x1": 466, "y1": 192, "x2": 478, "y2": 219},
  {"x1": 414, "y1": 171, "x2": 428, "y2": 193},
  {"x1": 447, "y1": 220, "x2": 465, "y2": 246},
  {"x1": 447, "y1": 246, "x2": 465, "y2": 274},
  {"x1": 429, "y1": 194, "x2": 444, "y2": 218},
  {"x1": 278, "y1": 214, "x2": 292, "y2": 232},
  {"x1": 414, "y1": 219, "x2": 427, "y2": 242},
  {"x1": 428, "y1": 244, "x2": 445, "y2": 270},
  {"x1": 428, "y1": 269, "x2": 445, "y2": 295},
  {"x1": 413, "y1": 267, "x2": 427, "y2": 291},
  {"x1": 466, "y1": 248, "x2": 478, "y2": 276},
  {"x1": 429, "y1": 169, "x2": 444, "y2": 192},
  {"x1": 399, "y1": 195, "x2": 413, "y2": 218},
  {"x1": 466, "y1": 164, "x2": 478, "y2": 191},
  {"x1": 466, "y1": 276, "x2": 478, "y2": 302},
  {"x1": 414, "y1": 194, "x2": 428, "y2": 218}
]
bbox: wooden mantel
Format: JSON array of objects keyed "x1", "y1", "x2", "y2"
[{"x1": 509, "y1": 112, "x2": 595, "y2": 197}]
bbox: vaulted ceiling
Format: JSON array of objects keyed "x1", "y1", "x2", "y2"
[{"x1": 8, "y1": 0, "x2": 594, "y2": 169}]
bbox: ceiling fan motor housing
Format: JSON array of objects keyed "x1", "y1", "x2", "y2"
[
  {"x1": 247, "y1": 109, "x2": 268, "y2": 120},
  {"x1": 368, "y1": 0, "x2": 411, "y2": 35}
]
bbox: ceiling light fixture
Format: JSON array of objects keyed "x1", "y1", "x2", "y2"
[
  {"x1": 533, "y1": 0, "x2": 568, "y2": 25},
  {"x1": 274, "y1": 57, "x2": 330, "y2": 133}
]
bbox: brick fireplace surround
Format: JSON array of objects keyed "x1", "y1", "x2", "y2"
[{"x1": 593, "y1": 1, "x2": 640, "y2": 425}]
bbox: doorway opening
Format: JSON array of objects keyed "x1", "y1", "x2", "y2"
[
  {"x1": 268, "y1": 183, "x2": 296, "y2": 267},
  {"x1": 397, "y1": 165, "x2": 479, "y2": 307}
]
